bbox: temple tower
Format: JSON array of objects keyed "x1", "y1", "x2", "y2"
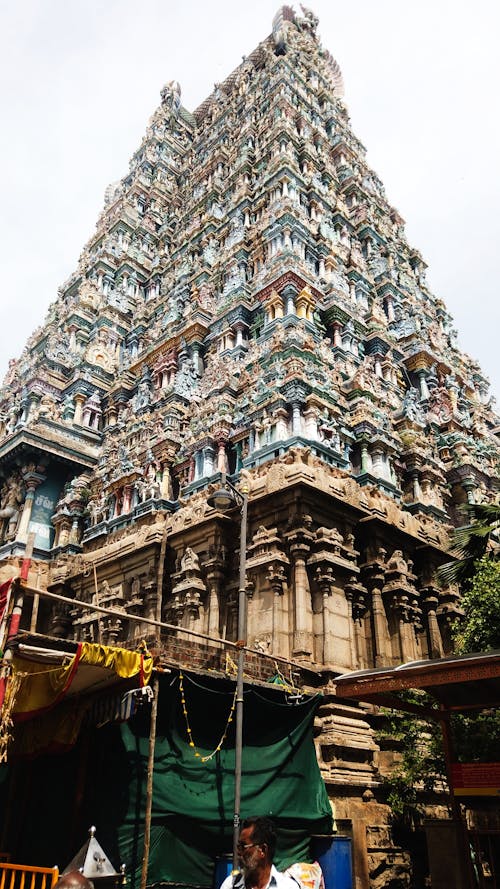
[{"x1": 0, "y1": 9, "x2": 498, "y2": 885}]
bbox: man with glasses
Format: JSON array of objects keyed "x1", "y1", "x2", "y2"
[{"x1": 220, "y1": 816, "x2": 300, "y2": 889}]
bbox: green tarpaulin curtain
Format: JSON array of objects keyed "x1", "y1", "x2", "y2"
[{"x1": 1, "y1": 671, "x2": 332, "y2": 888}]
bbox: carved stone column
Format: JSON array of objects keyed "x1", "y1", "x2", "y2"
[
  {"x1": 17, "y1": 470, "x2": 46, "y2": 543},
  {"x1": 345, "y1": 576, "x2": 370, "y2": 669},
  {"x1": 285, "y1": 517, "x2": 315, "y2": 659},
  {"x1": 122, "y1": 484, "x2": 133, "y2": 514},
  {"x1": 246, "y1": 525, "x2": 290, "y2": 656},
  {"x1": 382, "y1": 550, "x2": 421, "y2": 663},
  {"x1": 421, "y1": 585, "x2": 444, "y2": 658},
  {"x1": 170, "y1": 547, "x2": 207, "y2": 636},
  {"x1": 282, "y1": 381, "x2": 309, "y2": 438},
  {"x1": 314, "y1": 566, "x2": 336, "y2": 665},
  {"x1": 73, "y1": 393, "x2": 86, "y2": 426},
  {"x1": 205, "y1": 563, "x2": 224, "y2": 638},
  {"x1": 268, "y1": 561, "x2": 287, "y2": 656},
  {"x1": 362, "y1": 550, "x2": 391, "y2": 667}
]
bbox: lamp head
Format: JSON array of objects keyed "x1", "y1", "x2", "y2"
[{"x1": 207, "y1": 486, "x2": 239, "y2": 511}]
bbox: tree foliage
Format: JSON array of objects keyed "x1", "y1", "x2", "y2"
[
  {"x1": 438, "y1": 501, "x2": 500, "y2": 587},
  {"x1": 377, "y1": 694, "x2": 447, "y2": 828},
  {"x1": 452, "y1": 557, "x2": 500, "y2": 654},
  {"x1": 380, "y1": 555, "x2": 500, "y2": 824}
]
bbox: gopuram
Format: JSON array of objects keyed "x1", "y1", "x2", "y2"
[{"x1": 0, "y1": 6, "x2": 499, "y2": 886}]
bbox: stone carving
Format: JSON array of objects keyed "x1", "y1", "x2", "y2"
[
  {"x1": 87, "y1": 492, "x2": 109, "y2": 525},
  {"x1": 0, "y1": 11, "x2": 498, "y2": 884},
  {"x1": 0, "y1": 475, "x2": 24, "y2": 540}
]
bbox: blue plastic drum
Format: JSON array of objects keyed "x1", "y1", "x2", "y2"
[
  {"x1": 214, "y1": 855, "x2": 234, "y2": 889},
  {"x1": 311, "y1": 836, "x2": 353, "y2": 889}
]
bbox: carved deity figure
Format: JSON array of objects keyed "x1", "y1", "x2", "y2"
[
  {"x1": 87, "y1": 491, "x2": 108, "y2": 525},
  {"x1": 0, "y1": 475, "x2": 24, "y2": 540},
  {"x1": 181, "y1": 546, "x2": 200, "y2": 573},
  {"x1": 160, "y1": 80, "x2": 181, "y2": 112},
  {"x1": 401, "y1": 388, "x2": 425, "y2": 424}
]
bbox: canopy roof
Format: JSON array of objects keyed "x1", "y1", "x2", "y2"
[{"x1": 334, "y1": 650, "x2": 500, "y2": 719}]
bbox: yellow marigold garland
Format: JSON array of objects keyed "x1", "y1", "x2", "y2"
[{"x1": 179, "y1": 671, "x2": 237, "y2": 763}]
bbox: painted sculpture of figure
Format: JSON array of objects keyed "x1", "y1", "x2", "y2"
[
  {"x1": 144, "y1": 464, "x2": 161, "y2": 499},
  {"x1": 318, "y1": 409, "x2": 341, "y2": 451},
  {"x1": 401, "y1": 388, "x2": 424, "y2": 423},
  {"x1": 0, "y1": 475, "x2": 24, "y2": 541},
  {"x1": 87, "y1": 491, "x2": 108, "y2": 525},
  {"x1": 135, "y1": 380, "x2": 152, "y2": 411}
]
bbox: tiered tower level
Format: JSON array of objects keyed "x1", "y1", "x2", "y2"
[{"x1": 1, "y1": 8, "x2": 499, "y2": 663}]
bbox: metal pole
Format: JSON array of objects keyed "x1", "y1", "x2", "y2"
[
  {"x1": 232, "y1": 490, "x2": 248, "y2": 869},
  {"x1": 140, "y1": 673, "x2": 159, "y2": 889}
]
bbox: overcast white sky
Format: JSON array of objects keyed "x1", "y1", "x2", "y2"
[{"x1": 1, "y1": 1, "x2": 499, "y2": 402}]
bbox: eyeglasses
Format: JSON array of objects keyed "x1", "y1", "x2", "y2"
[{"x1": 236, "y1": 843, "x2": 259, "y2": 853}]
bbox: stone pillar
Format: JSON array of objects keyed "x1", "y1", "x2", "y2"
[
  {"x1": 422, "y1": 586, "x2": 444, "y2": 659},
  {"x1": 411, "y1": 469, "x2": 421, "y2": 502},
  {"x1": 394, "y1": 599, "x2": 417, "y2": 662},
  {"x1": 17, "y1": 472, "x2": 46, "y2": 544},
  {"x1": 345, "y1": 578, "x2": 370, "y2": 670},
  {"x1": 206, "y1": 566, "x2": 224, "y2": 638},
  {"x1": 122, "y1": 484, "x2": 133, "y2": 514},
  {"x1": 303, "y1": 407, "x2": 319, "y2": 441},
  {"x1": 462, "y1": 477, "x2": 476, "y2": 504},
  {"x1": 191, "y1": 342, "x2": 204, "y2": 375},
  {"x1": 363, "y1": 557, "x2": 391, "y2": 667},
  {"x1": 73, "y1": 394, "x2": 86, "y2": 425},
  {"x1": 234, "y1": 324, "x2": 244, "y2": 346},
  {"x1": 315, "y1": 568, "x2": 335, "y2": 666},
  {"x1": 274, "y1": 408, "x2": 289, "y2": 441},
  {"x1": 417, "y1": 369, "x2": 430, "y2": 400},
  {"x1": 286, "y1": 522, "x2": 315, "y2": 659},
  {"x1": 144, "y1": 583, "x2": 158, "y2": 625},
  {"x1": 283, "y1": 285, "x2": 296, "y2": 315},
  {"x1": 371, "y1": 584, "x2": 392, "y2": 666},
  {"x1": 290, "y1": 402, "x2": 302, "y2": 435},
  {"x1": 268, "y1": 562, "x2": 287, "y2": 657},
  {"x1": 371, "y1": 448, "x2": 384, "y2": 478},
  {"x1": 202, "y1": 445, "x2": 215, "y2": 476},
  {"x1": 234, "y1": 441, "x2": 243, "y2": 472},
  {"x1": 106, "y1": 405, "x2": 117, "y2": 427},
  {"x1": 360, "y1": 443, "x2": 370, "y2": 473},
  {"x1": 195, "y1": 450, "x2": 204, "y2": 479}
]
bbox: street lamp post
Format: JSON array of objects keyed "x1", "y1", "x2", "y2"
[{"x1": 207, "y1": 474, "x2": 248, "y2": 869}]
